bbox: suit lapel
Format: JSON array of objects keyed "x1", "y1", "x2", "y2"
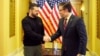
[{"x1": 60, "y1": 18, "x2": 65, "y2": 33}]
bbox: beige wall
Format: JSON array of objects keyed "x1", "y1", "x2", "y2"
[
  {"x1": 0, "y1": 0, "x2": 5, "y2": 55},
  {"x1": 0, "y1": 0, "x2": 29, "y2": 55},
  {"x1": 85, "y1": 0, "x2": 100, "y2": 55}
]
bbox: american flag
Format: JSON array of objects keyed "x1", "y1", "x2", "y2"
[{"x1": 36, "y1": 0, "x2": 77, "y2": 43}]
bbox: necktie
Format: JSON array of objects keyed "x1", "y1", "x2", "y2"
[{"x1": 64, "y1": 19, "x2": 67, "y2": 30}]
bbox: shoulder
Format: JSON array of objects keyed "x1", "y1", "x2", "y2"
[
  {"x1": 36, "y1": 16, "x2": 43, "y2": 22},
  {"x1": 72, "y1": 15, "x2": 83, "y2": 22},
  {"x1": 22, "y1": 16, "x2": 29, "y2": 23},
  {"x1": 70, "y1": 15, "x2": 84, "y2": 25},
  {"x1": 37, "y1": 16, "x2": 42, "y2": 20},
  {"x1": 73, "y1": 16, "x2": 85, "y2": 26}
]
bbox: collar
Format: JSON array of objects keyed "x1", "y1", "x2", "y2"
[
  {"x1": 27, "y1": 13, "x2": 33, "y2": 19},
  {"x1": 66, "y1": 13, "x2": 72, "y2": 20},
  {"x1": 27, "y1": 13, "x2": 37, "y2": 20}
]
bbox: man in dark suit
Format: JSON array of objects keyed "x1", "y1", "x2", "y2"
[{"x1": 44, "y1": 2, "x2": 87, "y2": 56}]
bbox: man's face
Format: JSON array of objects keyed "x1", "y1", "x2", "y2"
[
  {"x1": 59, "y1": 6, "x2": 68, "y2": 18},
  {"x1": 31, "y1": 7, "x2": 39, "y2": 17}
]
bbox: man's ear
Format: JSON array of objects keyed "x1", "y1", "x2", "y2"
[
  {"x1": 29, "y1": 9, "x2": 31, "y2": 12},
  {"x1": 29, "y1": 10, "x2": 32, "y2": 13},
  {"x1": 29, "y1": 10, "x2": 32, "y2": 15}
]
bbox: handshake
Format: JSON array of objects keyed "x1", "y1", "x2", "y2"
[{"x1": 43, "y1": 35, "x2": 51, "y2": 42}]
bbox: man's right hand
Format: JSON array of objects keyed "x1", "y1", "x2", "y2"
[{"x1": 43, "y1": 35, "x2": 51, "y2": 42}]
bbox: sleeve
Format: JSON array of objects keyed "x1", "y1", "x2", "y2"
[
  {"x1": 40, "y1": 19, "x2": 45, "y2": 44},
  {"x1": 22, "y1": 19, "x2": 43, "y2": 41},
  {"x1": 76, "y1": 18, "x2": 87, "y2": 55}
]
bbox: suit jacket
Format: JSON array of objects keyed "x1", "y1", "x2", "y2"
[{"x1": 51, "y1": 15, "x2": 87, "y2": 56}]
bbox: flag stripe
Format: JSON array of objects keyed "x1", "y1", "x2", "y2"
[
  {"x1": 53, "y1": 4, "x2": 60, "y2": 20},
  {"x1": 51, "y1": 12, "x2": 58, "y2": 29},
  {"x1": 49, "y1": 15, "x2": 58, "y2": 31},
  {"x1": 39, "y1": 8, "x2": 52, "y2": 35},
  {"x1": 44, "y1": 1, "x2": 51, "y2": 14},
  {"x1": 72, "y1": 6, "x2": 78, "y2": 16},
  {"x1": 42, "y1": 5, "x2": 55, "y2": 34},
  {"x1": 51, "y1": 5, "x2": 59, "y2": 31},
  {"x1": 43, "y1": 1, "x2": 57, "y2": 33}
]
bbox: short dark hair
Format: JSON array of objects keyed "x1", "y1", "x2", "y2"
[
  {"x1": 29, "y1": 3, "x2": 39, "y2": 10},
  {"x1": 59, "y1": 2, "x2": 72, "y2": 12}
]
